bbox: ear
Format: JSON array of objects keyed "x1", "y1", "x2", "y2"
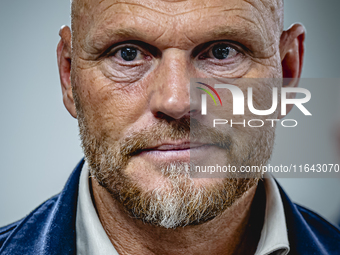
[
  {"x1": 57, "y1": 25, "x2": 77, "y2": 118},
  {"x1": 279, "y1": 23, "x2": 306, "y2": 118}
]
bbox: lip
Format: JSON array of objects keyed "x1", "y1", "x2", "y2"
[
  {"x1": 138, "y1": 141, "x2": 213, "y2": 162},
  {"x1": 144, "y1": 141, "x2": 206, "y2": 151}
]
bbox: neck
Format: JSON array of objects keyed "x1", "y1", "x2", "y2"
[{"x1": 91, "y1": 179, "x2": 265, "y2": 255}]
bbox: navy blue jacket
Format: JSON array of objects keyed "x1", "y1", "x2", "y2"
[{"x1": 1, "y1": 159, "x2": 339, "y2": 254}]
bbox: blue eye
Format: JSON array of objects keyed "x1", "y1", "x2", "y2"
[
  {"x1": 212, "y1": 44, "x2": 230, "y2": 59},
  {"x1": 120, "y1": 47, "x2": 138, "y2": 61}
]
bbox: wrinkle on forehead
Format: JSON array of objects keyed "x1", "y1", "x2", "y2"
[
  {"x1": 71, "y1": 0, "x2": 283, "y2": 27},
  {"x1": 71, "y1": 0, "x2": 284, "y2": 53},
  {"x1": 244, "y1": 0, "x2": 284, "y2": 31}
]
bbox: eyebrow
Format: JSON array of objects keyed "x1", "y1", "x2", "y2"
[
  {"x1": 84, "y1": 13, "x2": 271, "y2": 57},
  {"x1": 207, "y1": 25, "x2": 266, "y2": 51},
  {"x1": 85, "y1": 25, "x2": 163, "y2": 55}
]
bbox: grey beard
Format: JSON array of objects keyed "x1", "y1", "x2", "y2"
[
  {"x1": 142, "y1": 162, "x2": 258, "y2": 229},
  {"x1": 78, "y1": 117, "x2": 270, "y2": 229}
]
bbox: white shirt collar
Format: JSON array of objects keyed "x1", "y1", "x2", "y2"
[
  {"x1": 254, "y1": 174, "x2": 290, "y2": 255},
  {"x1": 76, "y1": 161, "x2": 119, "y2": 255},
  {"x1": 76, "y1": 162, "x2": 289, "y2": 255}
]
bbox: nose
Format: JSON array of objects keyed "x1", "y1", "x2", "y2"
[{"x1": 149, "y1": 49, "x2": 200, "y2": 119}]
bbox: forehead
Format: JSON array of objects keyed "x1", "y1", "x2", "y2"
[
  {"x1": 72, "y1": 0, "x2": 282, "y2": 53},
  {"x1": 74, "y1": 0, "x2": 281, "y2": 18}
]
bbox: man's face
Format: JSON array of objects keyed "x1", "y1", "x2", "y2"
[{"x1": 70, "y1": 0, "x2": 283, "y2": 228}]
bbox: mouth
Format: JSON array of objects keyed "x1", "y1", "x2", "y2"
[
  {"x1": 147, "y1": 141, "x2": 205, "y2": 150},
  {"x1": 138, "y1": 141, "x2": 214, "y2": 162}
]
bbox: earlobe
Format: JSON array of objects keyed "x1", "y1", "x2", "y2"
[
  {"x1": 279, "y1": 23, "x2": 306, "y2": 118},
  {"x1": 57, "y1": 26, "x2": 77, "y2": 118}
]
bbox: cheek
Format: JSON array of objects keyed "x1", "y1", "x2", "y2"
[
  {"x1": 74, "y1": 67, "x2": 149, "y2": 141},
  {"x1": 249, "y1": 81, "x2": 279, "y2": 110},
  {"x1": 208, "y1": 79, "x2": 280, "y2": 136}
]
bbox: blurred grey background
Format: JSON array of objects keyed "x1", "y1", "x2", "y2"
[{"x1": 0, "y1": 0, "x2": 340, "y2": 227}]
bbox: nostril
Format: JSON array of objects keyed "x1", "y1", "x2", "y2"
[
  {"x1": 153, "y1": 112, "x2": 181, "y2": 122},
  {"x1": 154, "y1": 111, "x2": 166, "y2": 119},
  {"x1": 189, "y1": 109, "x2": 198, "y2": 116}
]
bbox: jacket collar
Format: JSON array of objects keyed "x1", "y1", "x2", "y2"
[
  {"x1": 0, "y1": 159, "x2": 84, "y2": 255},
  {"x1": 277, "y1": 180, "x2": 340, "y2": 254}
]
